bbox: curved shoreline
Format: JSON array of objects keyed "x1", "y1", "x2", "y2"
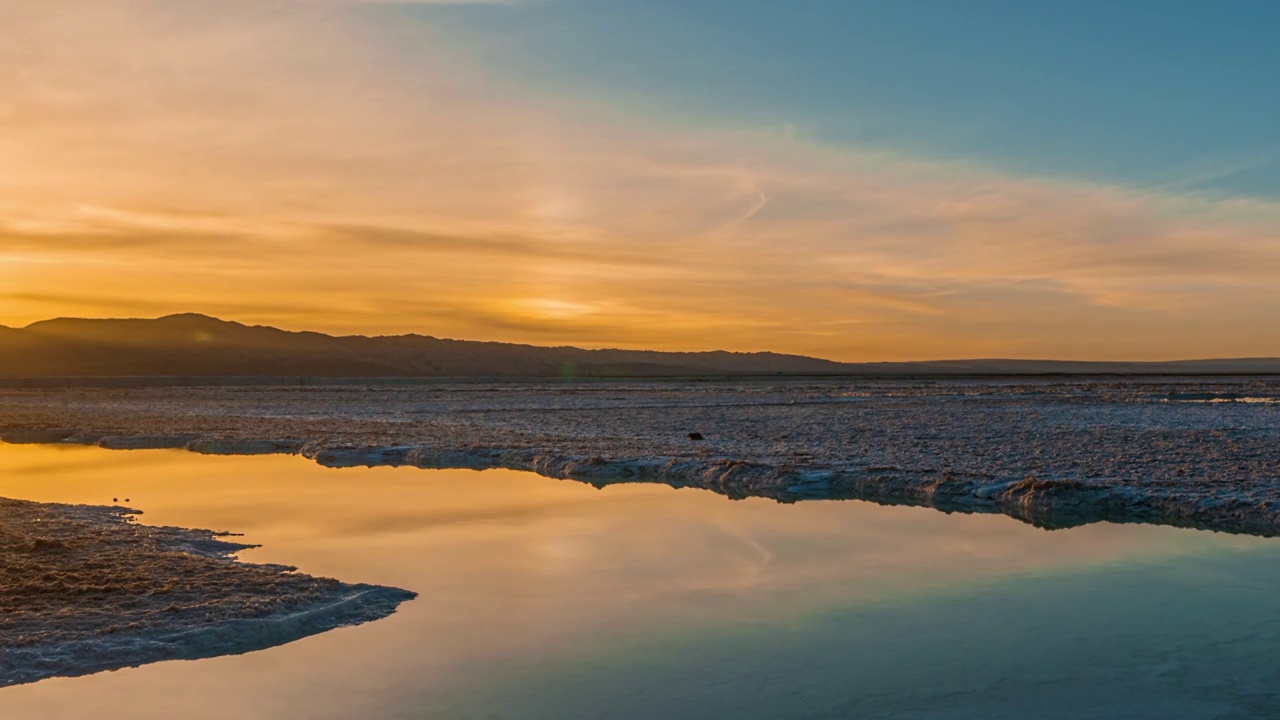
[
  {"x1": 1, "y1": 377, "x2": 1277, "y2": 537},
  {"x1": 1, "y1": 429, "x2": 1277, "y2": 539},
  {"x1": 0, "y1": 497, "x2": 415, "y2": 688}
]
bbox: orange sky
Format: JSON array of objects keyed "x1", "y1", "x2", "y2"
[{"x1": 3, "y1": 1, "x2": 1279, "y2": 361}]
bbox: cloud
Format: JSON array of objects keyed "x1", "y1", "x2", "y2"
[
  {"x1": 317, "y1": 0, "x2": 523, "y2": 4},
  {"x1": 2, "y1": 1, "x2": 1278, "y2": 360}
]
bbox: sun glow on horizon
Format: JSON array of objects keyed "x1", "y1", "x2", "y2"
[{"x1": 2, "y1": 1, "x2": 1279, "y2": 361}]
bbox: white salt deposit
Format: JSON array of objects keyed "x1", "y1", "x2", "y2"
[{"x1": 0, "y1": 497, "x2": 414, "y2": 687}]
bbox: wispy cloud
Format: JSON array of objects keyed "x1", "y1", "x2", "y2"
[
  {"x1": 2, "y1": 1, "x2": 1278, "y2": 360},
  {"x1": 323, "y1": 0, "x2": 524, "y2": 4}
]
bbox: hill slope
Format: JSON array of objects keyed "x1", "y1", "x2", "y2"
[
  {"x1": 0, "y1": 314, "x2": 844, "y2": 378},
  {"x1": 0, "y1": 314, "x2": 1276, "y2": 378}
]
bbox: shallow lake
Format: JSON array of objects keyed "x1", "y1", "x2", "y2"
[{"x1": 1, "y1": 442, "x2": 1279, "y2": 719}]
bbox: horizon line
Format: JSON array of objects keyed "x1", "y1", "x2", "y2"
[{"x1": 4, "y1": 312, "x2": 1279, "y2": 366}]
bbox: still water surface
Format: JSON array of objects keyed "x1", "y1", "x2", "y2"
[{"x1": 1, "y1": 443, "x2": 1278, "y2": 719}]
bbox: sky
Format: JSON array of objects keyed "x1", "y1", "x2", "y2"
[{"x1": 2, "y1": 0, "x2": 1278, "y2": 361}]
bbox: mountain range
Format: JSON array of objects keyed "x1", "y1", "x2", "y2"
[{"x1": 0, "y1": 314, "x2": 1277, "y2": 379}]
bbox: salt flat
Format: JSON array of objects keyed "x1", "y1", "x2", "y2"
[
  {"x1": 1, "y1": 377, "x2": 1276, "y2": 535},
  {"x1": 0, "y1": 496, "x2": 414, "y2": 688}
]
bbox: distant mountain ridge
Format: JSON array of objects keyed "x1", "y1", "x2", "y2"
[{"x1": 0, "y1": 314, "x2": 1277, "y2": 378}]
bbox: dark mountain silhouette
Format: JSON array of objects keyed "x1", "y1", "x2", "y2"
[{"x1": 0, "y1": 314, "x2": 1277, "y2": 378}]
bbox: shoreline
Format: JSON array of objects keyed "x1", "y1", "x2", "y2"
[
  {"x1": 5, "y1": 435, "x2": 1274, "y2": 536},
  {"x1": 1, "y1": 377, "x2": 1277, "y2": 537},
  {"x1": 0, "y1": 496, "x2": 414, "y2": 688}
]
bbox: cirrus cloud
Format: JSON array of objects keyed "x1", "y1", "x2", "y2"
[{"x1": 1, "y1": 0, "x2": 1278, "y2": 360}]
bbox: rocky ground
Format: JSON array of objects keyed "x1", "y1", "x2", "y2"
[
  {"x1": 0, "y1": 376, "x2": 1278, "y2": 535},
  {"x1": 0, "y1": 497, "x2": 415, "y2": 687}
]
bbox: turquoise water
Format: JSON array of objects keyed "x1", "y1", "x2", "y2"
[
  {"x1": 449, "y1": 556, "x2": 1280, "y2": 719},
  {"x1": 1, "y1": 444, "x2": 1277, "y2": 719}
]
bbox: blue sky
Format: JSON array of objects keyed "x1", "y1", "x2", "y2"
[
  {"x1": 406, "y1": 0, "x2": 1279, "y2": 197},
  {"x1": 3, "y1": 0, "x2": 1278, "y2": 359}
]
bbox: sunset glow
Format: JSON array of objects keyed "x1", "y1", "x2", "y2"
[{"x1": 4, "y1": 0, "x2": 1278, "y2": 360}]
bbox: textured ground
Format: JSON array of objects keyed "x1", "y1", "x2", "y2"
[
  {"x1": 0, "y1": 377, "x2": 1278, "y2": 535},
  {"x1": 0, "y1": 497, "x2": 415, "y2": 687}
]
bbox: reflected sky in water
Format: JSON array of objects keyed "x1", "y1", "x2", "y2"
[{"x1": 0, "y1": 444, "x2": 1277, "y2": 719}]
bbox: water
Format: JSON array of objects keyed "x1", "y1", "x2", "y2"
[{"x1": 1, "y1": 443, "x2": 1278, "y2": 718}]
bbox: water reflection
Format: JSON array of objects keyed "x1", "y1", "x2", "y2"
[{"x1": 0, "y1": 444, "x2": 1276, "y2": 719}]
